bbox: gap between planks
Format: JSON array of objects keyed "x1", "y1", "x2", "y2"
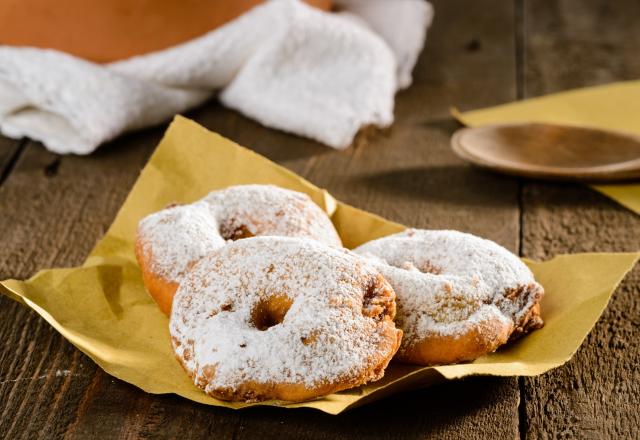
[
  {"x1": 0, "y1": 138, "x2": 28, "y2": 188},
  {"x1": 514, "y1": 1, "x2": 528, "y2": 439}
]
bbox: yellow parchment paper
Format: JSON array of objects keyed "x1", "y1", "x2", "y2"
[
  {"x1": 452, "y1": 80, "x2": 640, "y2": 215},
  {"x1": 1, "y1": 116, "x2": 638, "y2": 415}
]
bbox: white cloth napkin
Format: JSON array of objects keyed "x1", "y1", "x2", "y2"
[{"x1": 0, "y1": 0, "x2": 433, "y2": 154}]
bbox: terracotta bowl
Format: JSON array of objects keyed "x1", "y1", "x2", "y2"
[{"x1": 0, "y1": 0, "x2": 333, "y2": 62}]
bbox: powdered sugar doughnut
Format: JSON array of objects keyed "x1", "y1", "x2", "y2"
[
  {"x1": 136, "y1": 185, "x2": 341, "y2": 315},
  {"x1": 170, "y1": 236, "x2": 402, "y2": 402},
  {"x1": 354, "y1": 229, "x2": 544, "y2": 365}
]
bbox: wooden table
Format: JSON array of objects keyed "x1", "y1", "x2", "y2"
[{"x1": 1, "y1": 1, "x2": 639, "y2": 438}]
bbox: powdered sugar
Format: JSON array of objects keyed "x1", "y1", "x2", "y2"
[
  {"x1": 354, "y1": 229, "x2": 544, "y2": 354},
  {"x1": 170, "y1": 237, "x2": 399, "y2": 399},
  {"x1": 137, "y1": 184, "x2": 341, "y2": 282}
]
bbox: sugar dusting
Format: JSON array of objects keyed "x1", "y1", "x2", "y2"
[
  {"x1": 170, "y1": 237, "x2": 400, "y2": 397},
  {"x1": 137, "y1": 185, "x2": 342, "y2": 282},
  {"x1": 355, "y1": 229, "x2": 544, "y2": 353}
]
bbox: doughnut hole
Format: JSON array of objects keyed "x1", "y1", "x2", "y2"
[
  {"x1": 362, "y1": 275, "x2": 396, "y2": 321},
  {"x1": 220, "y1": 221, "x2": 255, "y2": 240},
  {"x1": 251, "y1": 294, "x2": 293, "y2": 331}
]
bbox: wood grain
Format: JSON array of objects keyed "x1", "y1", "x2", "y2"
[
  {"x1": 520, "y1": 0, "x2": 640, "y2": 438},
  {"x1": 0, "y1": 132, "x2": 161, "y2": 439},
  {"x1": 0, "y1": 137, "x2": 24, "y2": 185}
]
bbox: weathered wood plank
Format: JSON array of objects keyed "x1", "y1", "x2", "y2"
[
  {"x1": 0, "y1": 0, "x2": 524, "y2": 438},
  {"x1": 0, "y1": 136, "x2": 24, "y2": 185},
  {"x1": 520, "y1": 0, "x2": 640, "y2": 438},
  {"x1": 0, "y1": 131, "x2": 162, "y2": 439}
]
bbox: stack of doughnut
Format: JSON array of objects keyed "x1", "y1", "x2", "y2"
[{"x1": 136, "y1": 184, "x2": 544, "y2": 402}]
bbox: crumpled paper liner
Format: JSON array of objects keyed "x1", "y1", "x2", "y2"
[
  {"x1": 1, "y1": 116, "x2": 638, "y2": 415},
  {"x1": 452, "y1": 80, "x2": 640, "y2": 215}
]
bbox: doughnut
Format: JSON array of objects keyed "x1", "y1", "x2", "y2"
[
  {"x1": 170, "y1": 236, "x2": 402, "y2": 402},
  {"x1": 354, "y1": 229, "x2": 544, "y2": 365},
  {"x1": 135, "y1": 185, "x2": 342, "y2": 315}
]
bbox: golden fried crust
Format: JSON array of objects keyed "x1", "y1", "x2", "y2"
[
  {"x1": 135, "y1": 238, "x2": 177, "y2": 315},
  {"x1": 510, "y1": 302, "x2": 544, "y2": 340},
  {"x1": 197, "y1": 283, "x2": 403, "y2": 403},
  {"x1": 175, "y1": 325, "x2": 402, "y2": 402},
  {"x1": 397, "y1": 284, "x2": 544, "y2": 366},
  {"x1": 354, "y1": 229, "x2": 545, "y2": 367},
  {"x1": 395, "y1": 318, "x2": 512, "y2": 365}
]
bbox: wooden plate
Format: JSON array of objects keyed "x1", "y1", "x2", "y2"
[{"x1": 451, "y1": 123, "x2": 640, "y2": 181}]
